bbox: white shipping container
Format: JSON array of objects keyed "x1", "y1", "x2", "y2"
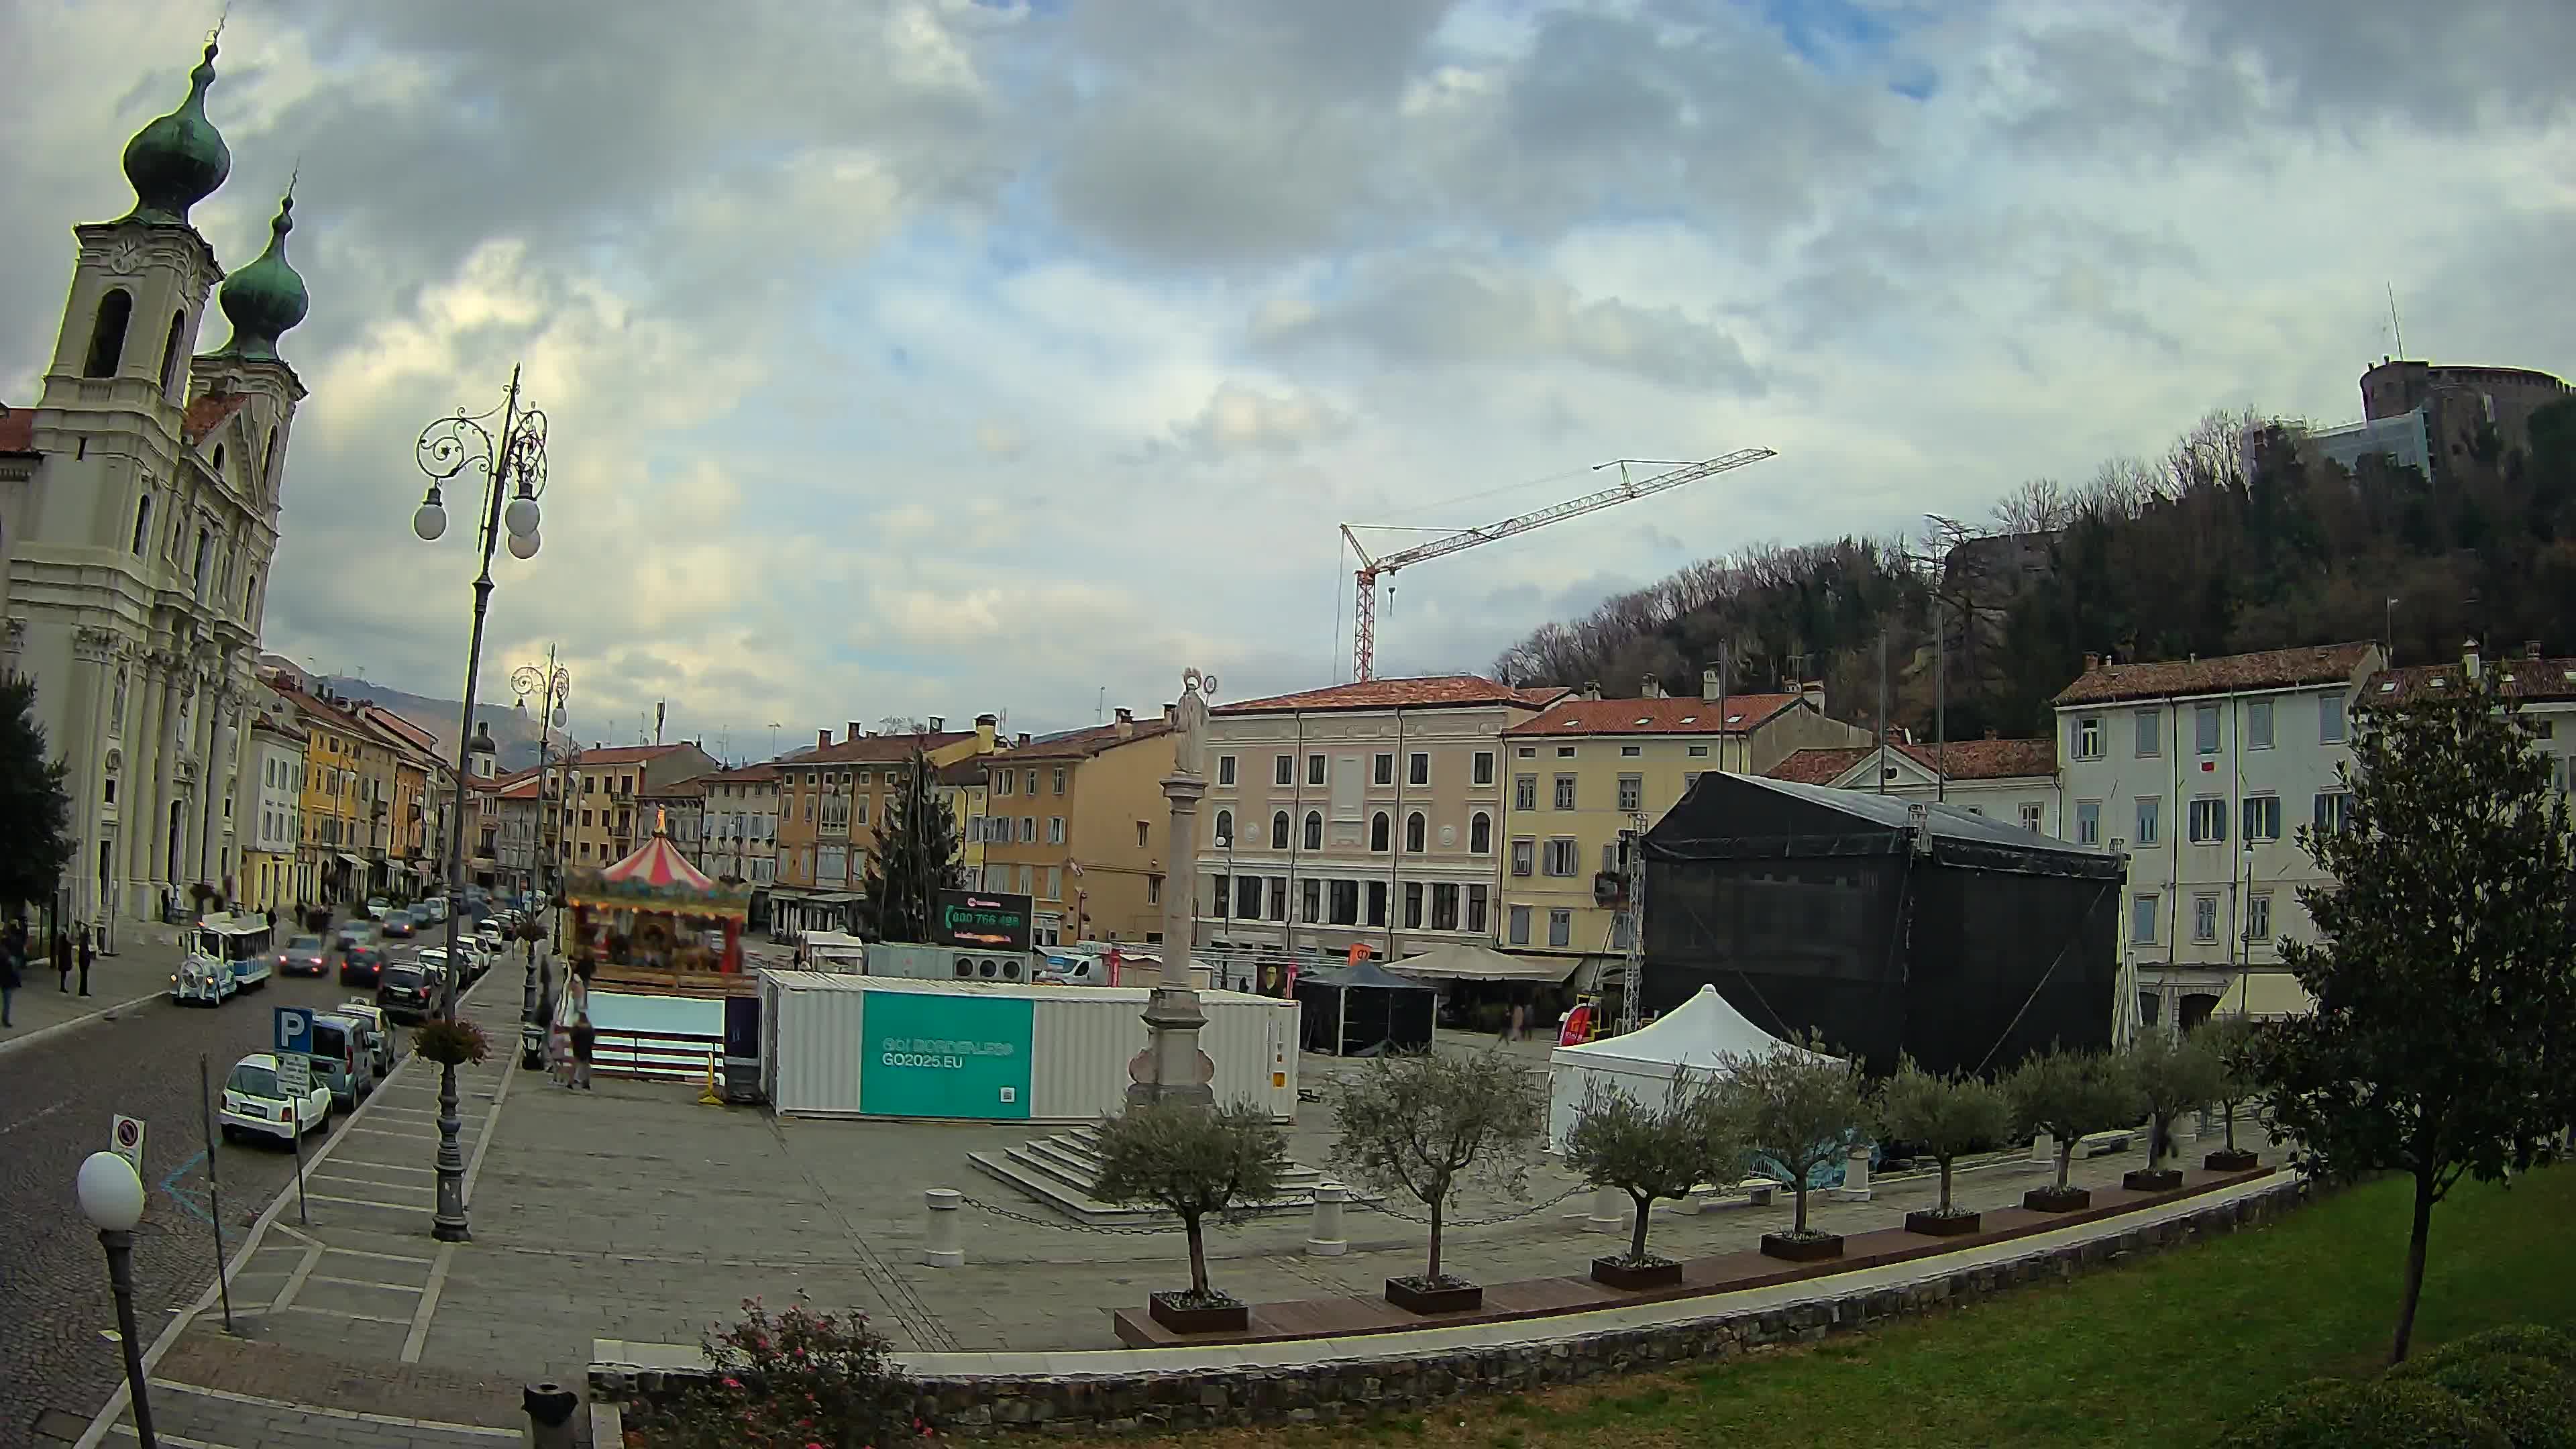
[{"x1": 757, "y1": 971, "x2": 1298, "y2": 1121}]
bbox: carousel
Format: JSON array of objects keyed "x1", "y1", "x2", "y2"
[{"x1": 561, "y1": 811, "x2": 755, "y2": 982}]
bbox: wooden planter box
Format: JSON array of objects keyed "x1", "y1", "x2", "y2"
[
  {"x1": 2123, "y1": 1167, "x2": 2185, "y2": 1193},
  {"x1": 1383, "y1": 1277, "x2": 1483, "y2": 1314},
  {"x1": 2204, "y1": 1148, "x2": 2261, "y2": 1172},
  {"x1": 1905, "y1": 1209, "x2": 1982, "y2": 1236},
  {"x1": 2023, "y1": 1185, "x2": 2093, "y2": 1213},
  {"x1": 1590, "y1": 1255, "x2": 1684, "y2": 1291},
  {"x1": 1760, "y1": 1232, "x2": 1845, "y2": 1263},
  {"x1": 1147, "y1": 1291, "x2": 1250, "y2": 1336}
]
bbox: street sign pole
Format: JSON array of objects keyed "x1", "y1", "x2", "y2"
[
  {"x1": 198, "y1": 1054, "x2": 233, "y2": 1334},
  {"x1": 273, "y1": 1009, "x2": 314, "y2": 1227}
]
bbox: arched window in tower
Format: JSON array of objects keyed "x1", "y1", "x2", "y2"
[
  {"x1": 194, "y1": 526, "x2": 212, "y2": 582},
  {"x1": 1470, "y1": 810, "x2": 1492, "y2": 854},
  {"x1": 211, "y1": 444, "x2": 225, "y2": 480},
  {"x1": 159, "y1": 311, "x2": 188, "y2": 396},
  {"x1": 260, "y1": 429, "x2": 279, "y2": 496},
  {"x1": 84, "y1": 288, "x2": 133, "y2": 377},
  {"x1": 129, "y1": 494, "x2": 154, "y2": 555},
  {"x1": 111, "y1": 670, "x2": 127, "y2": 732},
  {"x1": 1405, "y1": 811, "x2": 1426, "y2": 853},
  {"x1": 1213, "y1": 808, "x2": 1232, "y2": 848}
]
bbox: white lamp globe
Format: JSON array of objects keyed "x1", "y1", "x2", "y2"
[
  {"x1": 506, "y1": 528, "x2": 540, "y2": 560},
  {"x1": 412, "y1": 498, "x2": 447, "y2": 543},
  {"x1": 504, "y1": 494, "x2": 541, "y2": 538},
  {"x1": 76, "y1": 1151, "x2": 145, "y2": 1232}
]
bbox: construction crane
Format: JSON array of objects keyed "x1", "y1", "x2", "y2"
[{"x1": 1338, "y1": 448, "x2": 1777, "y2": 680}]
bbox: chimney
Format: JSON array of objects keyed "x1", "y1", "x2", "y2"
[
  {"x1": 2083, "y1": 651, "x2": 2100, "y2": 672},
  {"x1": 818, "y1": 729, "x2": 832, "y2": 750},
  {"x1": 1163, "y1": 702, "x2": 1177, "y2": 726},
  {"x1": 975, "y1": 713, "x2": 998, "y2": 750},
  {"x1": 928, "y1": 716, "x2": 945, "y2": 733},
  {"x1": 2526, "y1": 640, "x2": 2544, "y2": 659},
  {"x1": 1640, "y1": 674, "x2": 1662, "y2": 698},
  {"x1": 1802, "y1": 681, "x2": 1825, "y2": 711},
  {"x1": 849, "y1": 720, "x2": 864, "y2": 741},
  {"x1": 1016, "y1": 733, "x2": 1031, "y2": 747},
  {"x1": 1114, "y1": 706, "x2": 1135, "y2": 739},
  {"x1": 1701, "y1": 668, "x2": 1721, "y2": 702},
  {"x1": 1582, "y1": 680, "x2": 1603, "y2": 702},
  {"x1": 2463, "y1": 639, "x2": 2481, "y2": 681}
]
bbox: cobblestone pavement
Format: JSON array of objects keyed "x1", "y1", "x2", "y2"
[{"x1": 0, "y1": 921, "x2": 468, "y2": 1446}]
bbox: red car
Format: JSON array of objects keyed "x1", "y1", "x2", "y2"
[{"x1": 338, "y1": 945, "x2": 386, "y2": 987}]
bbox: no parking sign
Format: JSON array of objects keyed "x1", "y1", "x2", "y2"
[{"x1": 109, "y1": 1114, "x2": 146, "y2": 1176}]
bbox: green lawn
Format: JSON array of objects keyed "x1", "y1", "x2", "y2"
[{"x1": 1093, "y1": 1165, "x2": 2573, "y2": 1449}]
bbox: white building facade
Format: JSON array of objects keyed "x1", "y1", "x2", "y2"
[
  {"x1": 2053, "y1": 643, "x2": 2382, "y2": 1030},
  {"x1": 1768, "y1": 736, "x2": 2063, "y2": 837},
  {"x1": 0, "y1": 40, "x2": 311, "y2": 936},
  {"x1": 245, "y1": 717, "x2": 303, "y2": 912}
]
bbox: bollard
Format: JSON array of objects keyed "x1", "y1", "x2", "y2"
[
  {"x1": 1585, "y1": 1184, "x2": 1626, "y2": 1234},
  {"x1": 523, "y1": 1381, "x2": 579, "y2": 1449},
  {"x1": 2031, "y1": 1130, "x2": 2057, "y2": 1168},
  {"x1": 920, "y1": 1188, "x2": 965, "y2": 1269},
  {"x1": 1829, "y1": 1144, "x2": 1872, "y2": 1202},
  {"x1": 1305, "y1": 1181, "x2": 1350, "y2": 1256}
]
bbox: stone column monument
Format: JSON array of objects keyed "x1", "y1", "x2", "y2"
[{"x1": 1126, "y1": 667, "x2": 1218, "y2": 1110}]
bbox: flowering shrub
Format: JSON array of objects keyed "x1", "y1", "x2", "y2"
[
  {"x1": 413, "y1": 1018, "x2": 490, "y2": 1067},
  {"x1": 643, "y1": 1297, "x2": 912, "y2": 1449}
]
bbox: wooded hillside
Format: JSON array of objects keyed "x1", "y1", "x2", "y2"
[{"x1": 1490, "y1": 397, "x2": 2576, "y2": 741}]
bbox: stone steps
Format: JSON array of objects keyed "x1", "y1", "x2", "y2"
[{"x1": 966, "y1": 1128, "x2": 1349, "y2": 1227}]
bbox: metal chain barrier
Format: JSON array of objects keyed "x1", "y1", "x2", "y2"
[
  {"x1": 1349, "y1": 1183, "x2": 1587, "y2": 1228},
  {"x1": 955, "y1": 1194, "x2": 1185, "y2": 1236}
]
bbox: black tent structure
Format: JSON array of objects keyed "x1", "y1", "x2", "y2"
[
  {"x1": 1294, "y1": 959, "x2": 1439, "y2": 1057},
  {"x1": 1642, "y1": 771, "x2": 2125, "y2": 1077}
]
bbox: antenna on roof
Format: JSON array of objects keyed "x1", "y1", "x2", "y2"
[{"x1": 2386, "y1": 284, "x2": 2405, "y2": 359}]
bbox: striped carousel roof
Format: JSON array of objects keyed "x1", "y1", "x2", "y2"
[{"x1": 598, "y1": 828, "x2": 715, "y2": 892}]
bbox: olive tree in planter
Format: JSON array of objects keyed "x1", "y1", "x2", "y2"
[
  {"x1": 1090, "y1": 1100, "x2": 1288, "y2": 1335},
  {"x1": 2123, "y1": 1029, "x2": 2224, "y2": 1191},
  {"x1": 1723, "y1": 1036, "x2": 1868, "y2": 1263},
  {"x1": 2006, "y1": 1046, "x2": 2141, "y2": 1212},
  {"x1": 1328, "y1": 1050, "x2": 1546, "y2": 1314},
  {"x1": 1874, "y1": 1057, "x2": 2013, "y2": 1236},
  {"x1": 1562, "y1": 1069, "x2": 1749, "y2": 1289},
  {"x1": 2195, "y1": 1016, "x2": 2265, "y2": 1171}
]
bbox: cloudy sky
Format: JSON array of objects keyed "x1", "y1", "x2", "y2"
[{"x1": 5, "y1": 0, "x2": 2570, "y2": 755}]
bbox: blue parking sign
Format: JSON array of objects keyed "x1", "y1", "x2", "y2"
[{"x1": 274, "y1": 1006, "x2": 313, "y2": 1057}]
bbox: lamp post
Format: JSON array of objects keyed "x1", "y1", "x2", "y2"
[
  {"x1": 411, "y1": 366, "x2": 548, "y2": 1242},
  {"x1": 77, "y1": 1151, "x2": 156, "y2": 1448}
]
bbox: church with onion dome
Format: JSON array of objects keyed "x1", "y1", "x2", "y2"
[{"x1": 0, "y1": 34, "x2": 315, "y2": 938}]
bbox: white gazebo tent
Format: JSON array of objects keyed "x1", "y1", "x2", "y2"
[{"x1": 1545, "y1": 984, "x2": 1833, "y2": 1148}]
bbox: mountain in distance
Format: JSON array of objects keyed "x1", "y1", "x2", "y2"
[{"x1": 294, "y1": 670, "x2": 563, "y2": 773}]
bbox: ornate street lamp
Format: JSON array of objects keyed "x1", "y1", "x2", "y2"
[
  {"x1": 411, "y1": 366, "x2": 547, "y2": 1242},
  {"x1": 512, "y1": 650, "x2": 572, "y2": 1065}
]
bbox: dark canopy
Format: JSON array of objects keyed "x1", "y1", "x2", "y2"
[
  {"x1": 1643, "y1": 772, "x2": 2122, "y2": 1076},
  {"x1": 1294, "y1": 960, "x2": 1438, "y2": 1057}
]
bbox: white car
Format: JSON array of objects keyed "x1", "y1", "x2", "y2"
[{"x1": 217, "y1": 1053, "x2": 331, "y2": 1145}]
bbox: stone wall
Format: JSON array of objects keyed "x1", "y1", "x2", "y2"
[{"x1": 598, "y1": 1179, "x2": 2304, "y2": 1439}]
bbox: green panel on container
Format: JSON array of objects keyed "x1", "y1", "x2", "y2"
[{"x1": 860, "y1": 991, "x2": 1036, "y2": 1120}]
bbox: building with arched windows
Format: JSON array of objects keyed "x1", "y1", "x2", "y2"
[{"x1": 0, "y1": 38, "x2": 315, "y2": 939}]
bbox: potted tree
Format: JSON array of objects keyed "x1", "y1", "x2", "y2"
[
  {"x1": 2195, "y1": 1016, "x2": 2265, "y2": 1172},
  {"x1": 1562, "y1": 1069, "x2": 1748, "y2": 1289},
  {"x1": 1874, "y1": 1057, "x2": 2013, "y2": 1236},
  {"x1": 1724, "y1": 1035, "x2": 1868, "y2": 1262},
  {"x1": 2123, "y1": 1030, "x2": 2224, "y2": 1191},
  {"x1": 2007, "y1": 1046, "x2": 2141, "y2": 1212},
  {"x1": 1091, "y1": 1101, "x2": 1288, "y2": 1334},
  {"x1": 1328, "y1": 1051, "x2": 1546, "y2": 1313}
]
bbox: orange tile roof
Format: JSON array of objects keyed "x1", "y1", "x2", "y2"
[
  {"x1": 182, "y1": 392, "x2": 251, "y2": 444},
  {"x1": 2051, "y1": 643, "x2": 2377, "y2": 706},
  {"x1": 570, "y1": 743, "x2": 693, "y2": 766},
  {"x1": 1219, "y1": 676, "x2": 1566, "y2": 715},
  {"x1": 704, "y1": 763, "x2": 780, "y2": 783},
  {"x1": 1505, "y1": 694, "x2": 1803, "y2": 737},
  {"x1": 798, "y1": 731, "x2": 976, "y2": 765},
  {"x1": 0, "y1": 405, "x2": 32, "y2": 454},
  {"x1": 2372, "y1": 655, "x2": 2576, "y2": 704},
  {"x1": 998, "y1": 718, "x2": 1173, "y2": 761},
  {"x1": 1768, "y1": 737, "x2": 2059, "y2": 786}
]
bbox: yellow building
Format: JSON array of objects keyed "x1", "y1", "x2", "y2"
[
  {"x1": 1497, "y1": 684, "x2": 1870, "y2": 979},
  {"x1": 934, "y1": 757, "x2": 992, "y2": 890},
  {"x1": 264, "y1": 676, "x2": 372, "y2": 906},
  {"x1": 981, "y1": 710, "x2": 1177, "y2": 947},
  {"x1": 771, "y1": 716, "x2": 1000, "y2": 936}
]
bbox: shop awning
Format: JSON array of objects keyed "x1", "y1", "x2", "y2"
[
  {"x1": 1385, "y1": 943, "x2": 1580, "y2": 984},
  {"x1": 337, "y1": 853, "x2": 366, "y2": 867}
]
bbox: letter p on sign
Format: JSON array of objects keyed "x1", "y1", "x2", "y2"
[{"x1": 274, "y1": 1007, "x2": 313, "y2": 1057}]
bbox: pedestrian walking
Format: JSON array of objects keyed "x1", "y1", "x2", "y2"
[
  {"x1": 1, "y1": 932, "x2": 21, "y2": 1028},
  {"x1": 1509, "y1": 1000, "x2": 1529, "y2": 1043},
  {"x1": 77, "y1": 926, "x2": 94, "y2": 996},
  {"x1": 54, "y1": 928, "x2": 73, "y2": 992},
  {"x1": 569, "y1": 1013, "x2": 596, "y2": 1090}
]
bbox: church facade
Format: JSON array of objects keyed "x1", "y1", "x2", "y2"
[{"x1": 0, "y1": 37, "x2": 313, "y2": 940}]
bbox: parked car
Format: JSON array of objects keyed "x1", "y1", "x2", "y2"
[
  {"x1": 305, "y1": 1013, "x2": 376, "y2": 1112},
  {"x1": 377, "y1": 963, "x2": 439, "y2": 1023},
  {"x1": 415, "y1": 947, "x2": 462, "y2": 991},
  {"x1": 339, "y1": 944, "x2": 386, "y2": 987},
  {"x1": 381, "y1": 914, "x2": 417, "y2": 940},
  {"x1": 217, "y1": 1053, "x2": 331, "y2": 1145},
  {"x1": 476, "y1": 924, "x2": 506, "y2": 959},
  {"x1": 278, "y1": 934, "x2": 329, "y2": 977},
  {"x1": 337, "y1": 1000, "x2": 399, "y2": 1077}
]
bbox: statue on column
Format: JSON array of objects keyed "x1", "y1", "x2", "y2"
[{"x1": 1172, "y1": 667, "x2": 1217, "y2": 778}]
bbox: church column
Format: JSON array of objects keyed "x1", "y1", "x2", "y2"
[
  {"x1": 149, "y1": 659, "x2": 189, "y2": 912},
  {"x1": 195, "y1": 681, "x2": 231, "y2": 898},
  {"x1": 127, "y1": 657, "x2": 168, "y2": 902},
  {"x1": 69, "y1": 631, "x2": 116, "y2": 926}
]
